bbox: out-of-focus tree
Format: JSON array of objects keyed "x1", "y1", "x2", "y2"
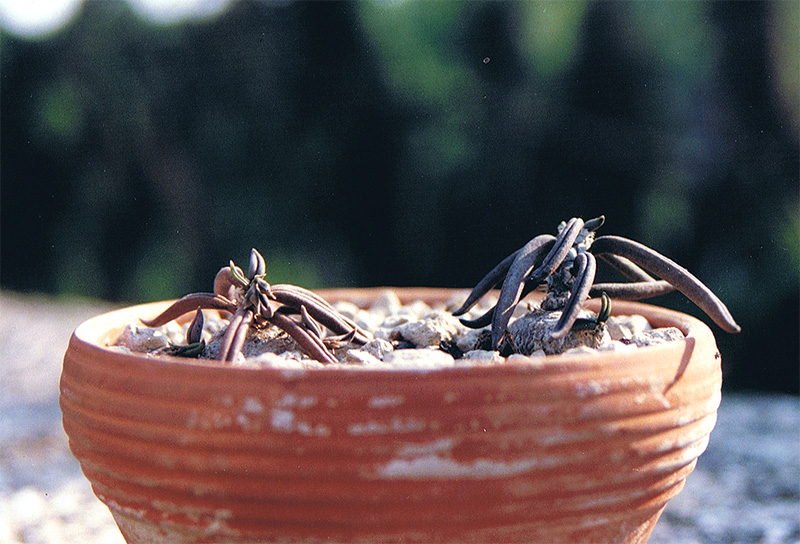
[{"x1": 1, "y1": 0, "x2": 797, "y2": 392}]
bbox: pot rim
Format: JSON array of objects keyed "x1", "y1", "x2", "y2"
[{"x1": 66, "y1": 287, "x2": 716, "y2": 379}]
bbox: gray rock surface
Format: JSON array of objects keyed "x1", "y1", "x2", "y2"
[
  {"x1": 648, "y1": 393, "x2": 800, "y2": 544},
  {"x1": 1, "y1": 291, "x2": 798, "y2": 543}
]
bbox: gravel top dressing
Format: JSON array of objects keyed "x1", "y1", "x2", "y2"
[
  {"x1": 2, "y1": 292, "x2": 793, "y2": 544},
  {"x1": 113, "y1": 289, "x2": 684, "y2": 370}
]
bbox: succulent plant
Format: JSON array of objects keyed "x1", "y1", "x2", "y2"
[
  {"x1": 166, "y1": 307, "x2": 207, "y2": 357},
  {"x1": 142, "y1": 249, "x2": 371, "y2": 364},
  {"x1": 453, "y1": 216, "x2": 740, "y2": 354}
]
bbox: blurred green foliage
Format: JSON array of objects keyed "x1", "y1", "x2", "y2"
[{"x1": 1, "y1": 0, "x2": 797, "y2": 393}]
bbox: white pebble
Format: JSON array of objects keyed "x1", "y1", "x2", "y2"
[
  {"x1": 369, "y1": 290, "x2": 402, "y2": 316},
  {"x1": 607, "y1": 314, "x2": 652, "y2": 340},
  {"x1": 563, "y1": 345, "x2": 600, "y2": 356},
  {"x1": 459, "y1": 350, "x2": 505, "y2": 366},
  {"x1": 332, "y1": 301, "x2": 361, "y2": 319},
  {"x1": 630, "y1": 327, "x2": 685, "y2": 347},
  {"x1": 456, "y1": 328, "x2": 487, "y2": 353},
  {"x1": 395, "y1": 310, "x2": 461, "y2": 347},
  {"x1": 363, "y1": 338, "x2": 394, "y2": 360},
  {"x1": 404, "y1": 300, "x2": 433, "y2": 318},
  {"x1": 116, "y1": 324, "x2": 171, "y2": 352},
  {"x1": 383, "y1": 348, "x2": 455, "y2": 369},
  {"x1": 345, "y1": 349, "x2": 386, "y2": 366},
  {"x1": 597, "y1": 340, "x2": 637, "y2": 353},
  {"x1": 10, "y1": 487, "x2": 46, "y2": 526}
]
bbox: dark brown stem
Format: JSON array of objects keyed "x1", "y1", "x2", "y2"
[
  {"x1": 141, "y1": 293, "x2": 236, "y2": 327},
  {"x1": 552, "y1": 252, "x2": 597, "y2": 339},
  {"x1": 491, "y1": 234, "x2": 557, "y2": 349},
  {"x1": 592, "y1": 235, "x2": 741, "y2": 333}
]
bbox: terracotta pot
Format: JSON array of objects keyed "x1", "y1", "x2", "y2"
[{"x1": 60, "y1": 288, "x2": 722, "y2": 544}]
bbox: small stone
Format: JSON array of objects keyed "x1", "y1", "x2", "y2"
[
  {"x1": 355, "y1": 312, "x2": 382, "y2": 333},
  {"x1": 345, "y1": 349, "x2": 386, "y2": 366},
  {"x1": 369, "y1": 290, "x2": 402, "y2": 316},
  {"x1": 504, "y1": 351, "x2": 546, "y2": 368},
  {"x1": 509, "y1": 309, "x2": 609, "y2": 355},
  {"x1": 380, "y1": 314, "x2": 411, "y2": 329},
  {"x1": 332, "y1": 301, "x2": 361, "y2": 320},
  {"x1": 630, "y1": 327, "x2": 685, "y2": 347},
  {"x1": 607, "y1": 314, "x2": 652, "y2": 340},
  {"x1": 404, "y1": 300, "x2": 433, "y2": 318},
  {"x1": 246, "y1": 351, "x2": 324, "y2": 370},
  {"x1": 597, "y1": 340, "x2": 637, "y2": 352},
  {"x1": 456, "y1": 328, "x2": 488, "y2": 353},
  {"x1": 563, "y1": 345, "x2": 600, "y2": 356},
  {"x1": 383, "y1": 348, "x2": 455, "y2": 369},
  {"x1": 201, "y1": 314, "x2": 227, "y2": 337},
  {"x1": 116, "y1": 324, "x2": 171, "y2": 352},
  {"x1": 459, "y1": 350, "x2": 505, "y2": 365},
  {"x1": 334, "y1": 301, "x2": 382, "y2": 331},
  {"x1": 394, "y1": 310, "x2": 463, "y2": 348},
  {"x1": 363, "y1": 338, "x2": 394, "y2": 360}
]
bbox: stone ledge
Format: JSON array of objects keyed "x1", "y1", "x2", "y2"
[{"x1": 1, "y1": 291, "x2": 797, "y2": 543}]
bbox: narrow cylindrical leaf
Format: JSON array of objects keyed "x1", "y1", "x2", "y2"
[
  {"x1": 584, "y1": 215, "x2": 606, "y2": 232},
  {"x1": 186, "y1": 308, "x2": 204, "y2": 345},
  {"x1": 229, "y1": 261, "x2": 249, "y2": 288},
  {"x1": 551, "y1": 252, "x2": 597, "y2": 339},
  {"x1": 300, "y1": 305, "x2": 324, "y2": 339},
  {"x1": 459, "y1": 305, "x2": 495, "y2": 329},
  {"x1": 271, "y1": 285, "x2": 371, "y2": 344},
  {"x1": 592, "y1": 235, "x2": 741, "y2": 333},
  {"x1": 597, "y1": 292, "x2": 611, "y2": 324},
  {"x1": 491, "y1": 234, "x2": 557, "y2": 349},
  {"x1": 225, "y1": 310, "x2": 254, "y2": 362},
  {"x1": 529, "y1": 217, "x2": 584, "y2": 283},
  {"x1": 248, "y1": 249, "x2": 266, "y2": 280},
  {"x1": 451, "y1": 249, "x2": 521, "y2": 316},
  {"x1": 257, "y1": 290, "x2": 274, "y2": 319},
  {"x1": 323, "y1": 328, "x2": 358, "y2": 348},
  {"x1": 589, "y1": 280, "x2": 675, "y2": 300},
  {"x1": 596, "y1": 254, "x2": 657, "y2": 283},
  {"x1": 217, "y1": 307, "x2": 246, "y2": 362},
  {"x1": 140, "y1": 293, "x2": 236, "y2": 328},
  {"x1": 255, "y1": 277, "x2": 273, "y2": 299},
  {"x1": 269, "y1": 312, "x2": 339, "y2": 365}
]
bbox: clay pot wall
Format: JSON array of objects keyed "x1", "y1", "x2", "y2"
[{"x1": 60, "y1": 288, "x2": 722, "y2": 543}]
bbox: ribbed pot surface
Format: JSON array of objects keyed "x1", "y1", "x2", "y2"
[{"x1": 60, "y1": 288, "x2": 722, "y2": 543}]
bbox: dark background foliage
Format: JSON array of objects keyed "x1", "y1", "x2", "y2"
[{"x1": 1, "y1": 1, "x2": 797, "y2": 394}]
